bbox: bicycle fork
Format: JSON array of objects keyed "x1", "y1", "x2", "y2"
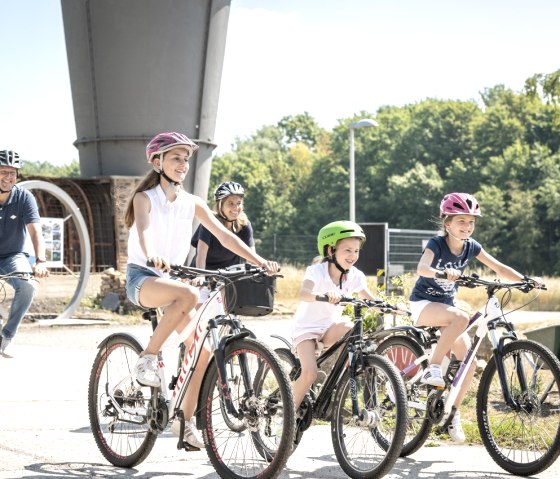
[
  {"x1": 349, "y1": 349, "x2": 382, "y2": 428},
  {"x1": 211, "y1": 319, "x2": 253, "y2": 419}
]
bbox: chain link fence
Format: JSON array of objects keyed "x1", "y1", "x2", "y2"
[{"x1": 257, "y1": 228, "x2": 436, "y2": 272}]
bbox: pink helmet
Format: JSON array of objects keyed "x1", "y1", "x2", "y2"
[
  {"x1": 440, "y1": 192, "x2": 481, "y2": 217},
  {"x1": 146, "y1": 132, "x2": 199, "y2": 163}
]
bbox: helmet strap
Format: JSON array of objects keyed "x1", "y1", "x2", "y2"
[
  {"x1": 446, "y1": 228, "x2": 467, "y2": 243},
  {"x1": 327, "y1": 249, "x2": 349, "y2": 289},
  {"x1": 154, "y1": 155, "x2": 181, "y2": 187},
  {"x1": 159, "y1": 169, "x2": 181, "y2": 187},
  {"x1": 217, "y1": 200, "x2": 239, "y2": 231}
]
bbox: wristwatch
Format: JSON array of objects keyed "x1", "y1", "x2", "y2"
[{"x1": 35, "y1": 258, "x2": 47, "y2": 264}]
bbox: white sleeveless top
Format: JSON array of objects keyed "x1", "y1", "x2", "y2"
[{"x1": 127, "y1": 185, "x2": 195, "y2": 276}]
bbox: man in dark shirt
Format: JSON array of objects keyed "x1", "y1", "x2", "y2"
[{"x1": 0, "y1": 150, "x2": 49, "y2": 357}]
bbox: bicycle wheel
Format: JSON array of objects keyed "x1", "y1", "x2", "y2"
[
  {"x1": 376, "y1": 335, "x2": 432, "y2": 456},
  {"x1": 477, "y1": 339, "x2": 560, "y2": 476},
  {"x1": 331, "y1": 353, "x2": 407, "y2": 479},
  {"x1": 200, "y1": 338, "x2": 295, "y2": 479},
  {"x1": 88, "y1": 333, "x2": 158, "y2": 467}
]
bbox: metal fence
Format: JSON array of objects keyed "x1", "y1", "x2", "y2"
[
  {"x1": 258, "y1": 228, "x2": 436, "y2": 273},
  {"x1": 387, "y1": 228, "x2": 436, "y2": 276}
]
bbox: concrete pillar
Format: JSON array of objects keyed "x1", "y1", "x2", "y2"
[{"x1": 60, "y1": 0, "x2": 231, "y2": 195}]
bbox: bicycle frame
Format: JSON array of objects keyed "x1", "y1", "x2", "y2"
[
  {"x1": 105, "y1": 281, "x2": 247, "y2": 432},
  {"x1": 397, "y1": 285, "x2": 531, "y2": 422},
  {"x1": 302, "y1": 300, "x2": 380, "y2": 422}
]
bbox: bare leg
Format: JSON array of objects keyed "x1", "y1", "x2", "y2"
[
  {"x1": 451, "y1": 332, "x2": 477, "y2": 409},
  {"x1": 181, "y1": 342, "x2": 211, "y2": 420},
  {"x1": 293, "y1": 322, "x2": 353, "y2": 409},
  {"x1": 138, "y1": 277, "x2": 198, "y2": 355},
  {"x1": 321, "y1": 320, "x2": 353, "y2": 348},
  {"x1": 416, "y1": 303, "x2": 469, "y2": 366},
  {"x1": 293, "y1": 340, "x2": 318, "y2": 409}
]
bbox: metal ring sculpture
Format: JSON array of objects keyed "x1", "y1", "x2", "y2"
[{"x1": 20, "y1": 180, "x2": 92, "y2": 319}]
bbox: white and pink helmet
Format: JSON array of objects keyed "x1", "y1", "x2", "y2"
[
  {"x1": 440, "y1": 192, "x2": 481, "y2": 218},
  {"x1": 145, "y1": 132, "x2": 198, "y2": 163}
]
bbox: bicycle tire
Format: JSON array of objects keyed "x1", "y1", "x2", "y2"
[
  {"x1": 274, "y1": 347, "x2": 300, "y2": 381},
  {"x1": 331, "y1": 353, "x2": 408, "y2": 479},
  {"x1": 376, "y1": 335, "x2": 432, "y2": 456},
  {"x1": 200, "y1": 338, "x2": 295, "y2": 479},
  {"x1": 477, "y1": 339, "x2": 560, "y2": 476},
  {"x1": 88, "y1": 333, "x2": 158, "y2": 467}
]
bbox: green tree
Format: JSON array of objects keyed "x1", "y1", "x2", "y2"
[
  {"x1": 21, "y1": 159, "x2": 80, "y2": 178},
  {"x1": 277, "y1": 112, "x2": 327, "y2": 149},
  {"x1": 385, "y1": 163, "x2": 444, "y2": 229}
]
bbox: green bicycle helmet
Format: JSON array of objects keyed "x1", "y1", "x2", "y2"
[{"x1": 317, "y1": 221, "x2": 366, "y2": 256}]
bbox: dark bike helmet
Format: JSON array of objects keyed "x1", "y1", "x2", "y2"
[
  {"x1": 214, "y1": 181, "x2": 245, "y2": 201},
  {"x1": 317, "y1": 221, "x2": 366, "y2": 256},
  {"x1": 0, "y1": 150, "x2": 23, "y2": 169},
  {"x1": 440, "y1": 192, "x2": 481, "y2": 218}
]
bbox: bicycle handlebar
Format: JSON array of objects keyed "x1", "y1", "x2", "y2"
[
  {"x1": 434, "y1": 271, "x2": 546, "y2": 292},
  {"x1": 0, "y1": 271, "x2": 35, "y2": 280},
  {"x1": 315, "y1": 294, "x2": 409, "y2": 314},
  {"x1": 146, "y1": 260, "x2": 280, "y2": 281}
]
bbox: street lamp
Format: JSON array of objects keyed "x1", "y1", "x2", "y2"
[{"x1": 349, "y1": 118, "x2": 378, "y2": 222}]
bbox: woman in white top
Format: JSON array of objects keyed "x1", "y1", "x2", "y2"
[
  {"x1": 291, "y1": 221, "x2": 377, "y2": 410},
  {"x1": 124, "y1": 132, "x2": 278, "y2": 448}
]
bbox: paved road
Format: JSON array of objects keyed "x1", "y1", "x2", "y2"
[{"x1": 1, "y1": 317, "x2": 559, "y2": 479}]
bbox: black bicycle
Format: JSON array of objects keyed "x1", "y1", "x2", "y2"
[
  {"x1": 374, "y1": 274, "x2": 560, "y2": 476},
  {"x1": 88, "y1": 263, "x2": 294, "y2": 479},
  {"x1": 273, "y1": 295, "x2": 408, "y2": 479}
]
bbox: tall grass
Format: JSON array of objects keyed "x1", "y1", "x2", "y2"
[{"x1": 275, "y1": 264, "x2": 560, "y2": 313}]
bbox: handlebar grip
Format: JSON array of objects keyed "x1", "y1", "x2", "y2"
[
  {"x1": 315, "y1": 295, "x2": 329, "y2": 302},
  {"x1": 146, "y1": 260, "x2": 155, "y2": 267},
  {"x1": 434, "y1": 271, "x2": 447, "y2": 279}
]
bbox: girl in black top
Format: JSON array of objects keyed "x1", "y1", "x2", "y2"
[{"x1": 191, "y1": 181, "x2": 255, "y2": 269}]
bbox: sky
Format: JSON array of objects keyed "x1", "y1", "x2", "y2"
[{"x1": 1, "y1": 0, "x2": 559, "y2": 165}]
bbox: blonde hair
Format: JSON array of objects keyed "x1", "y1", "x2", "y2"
[{"x1": 214, "y1": 199, "x2": 249, "y2": 233}]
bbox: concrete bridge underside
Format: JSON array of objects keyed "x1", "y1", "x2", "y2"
[{"x1": 61, "y1": 0, "x2": 231, "y2": 199}]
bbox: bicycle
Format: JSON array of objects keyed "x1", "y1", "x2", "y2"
[
  {"x1": 272, "y1": 295, "x2": 408, "y2": 479},
  {"x1": 374, "y1": 273, "x2": 560, "y2": 476},
  {"x1": 88, "y1": 263, "x2": 295, "y2": 479}
]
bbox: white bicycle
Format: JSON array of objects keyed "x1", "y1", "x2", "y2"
[
  {"x1": 376, "y1": 274, "x2": 560, "y2": 476},
  {"x1": 87, "y1": 263, "x2": 294, "y2": 479}
]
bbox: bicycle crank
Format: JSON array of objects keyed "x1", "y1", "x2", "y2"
[
  {"x1": 426, "y1": 389, "x2": 445, "y2": 424},
  {"x1": 147, "y1": 395, "x2": 169, "y2": 433}
]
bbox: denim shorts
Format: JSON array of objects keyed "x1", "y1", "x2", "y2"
[{"x1": 126, "y1": 263, "x2": 159, "y2": 307}]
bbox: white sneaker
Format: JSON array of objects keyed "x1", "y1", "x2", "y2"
[
  {"x1": 134, "y1": 354, "x2": 160, "y2": 387},
  {"x1": 448, "y1": 412, "x2": 466, "y2": 443},
  {"x1": 172, "y1": 418, "x2": 204, "y2": 448},
  {"x1": 420, "y1": 364, "x2": 445, "y2": 387},
  {"x1": 0, "y1": 336, "x2": 13, "y2": 358}
]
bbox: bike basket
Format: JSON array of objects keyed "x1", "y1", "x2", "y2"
[{"x1": 224, "y1": 275, "x2": 276, "y2": 317}]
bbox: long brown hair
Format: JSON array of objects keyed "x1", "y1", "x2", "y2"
[{"x1": 124, "y1": 170, "x2": 160, "y2": 229}]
